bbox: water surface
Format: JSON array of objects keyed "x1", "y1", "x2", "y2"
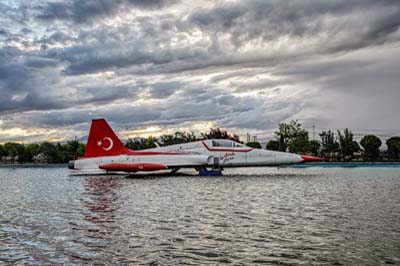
[{"x1": 1, "y1": 166, "x2": 399, "y2": 265}]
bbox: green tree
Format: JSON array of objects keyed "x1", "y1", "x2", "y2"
[
  {"x1": 170, "y1": 131, "x2": 197, "y2": 144},
  {"x1": 159, "y1": 134, "x2": 175, "y2": 146},
  {"x1": 202, "y1": 128, "x2": 228, "y2": 139},
  {"x1": 126, "y1": 137, "x2": 158, "y2": 150},
  {"x1": 144, "y1": 136, "x2": 158, "y2": 148},
  {"x1": 386, "y1": 136, "x2": 400, "y2": 160},
  {"x1": 337, "y1": 129, "x2": 356, "y2": 161},
  {"x1": 289, "y1": 132, "x2": 309, "y2": 153},
  {"x1": 275, "y1": 120, "x2": 309, "y2": 152},
  {"x1": 352, "y1": 141, "x2": 361, "y2": 153},
  {"x1": 25, "y1": 144, "x2": 40, "y2": 162},
  {"x1": 40, "y1": 142, "x2": 60, "y2": 163},
  {"x1": 138, "y1": 131, "x2": 198, "y2": 147},
  {"x1": 201, "y1": 128, "x2": 240, "y2": 142},
  {"x1": 246, "y1": 142, "x2": 261, "y2": 149},
  {"x1": 3, "y1": 142, "x2": 25, "y2": 162},
  {"x1": 266, "y1": 140, "x2": 279, "y2": 151},
  {"x1": 319, "y1": 130, "x2": 339, "y2": 156},
  {"x1": 360, "y1": 135, "x2": 382, "y2": 161},
  {"x1": 57, "y1": 143, "x2": 72, "y2": 163},
  {"x1": 4, "y1": 142, "x2": 19, "y2": 156},
  {"x1": 160, "y1": 132, "x2": 191, "y2": 146},
  {"x1": 183, "y1": 131, "x2": 197, "y2": 142},
  {"x1": 305, "y1": 140, "x2": 320, "y2": 156},
  {"x1": 0, "y1": 144, "x2": 4, "y2": 158},
  {"x1": 77, "y1": 143, "x2": 86, "y2": 157},
  {"x1": 126, "y1": 138, "x2": 148, "y2": 150},
  {"x1": 67, "y1": 140, "x2": 80, "y2": 159}
]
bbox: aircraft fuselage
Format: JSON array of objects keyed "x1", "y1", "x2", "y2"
[{"x1": 146, "y1": 140, "x2": 304, "y2": 167}]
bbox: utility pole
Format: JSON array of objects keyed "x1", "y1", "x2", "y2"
[{"x1": 313, "y1": 125, "x2": 315, "y2": 140}]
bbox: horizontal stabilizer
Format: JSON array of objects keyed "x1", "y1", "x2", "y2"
[{"x1": 99, "y1": 163, "x2": 168, "y2": 172}]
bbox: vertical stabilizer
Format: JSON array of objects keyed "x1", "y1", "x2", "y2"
[{"x1": 84, "y1": 119, "x2": 128, "y2": 158}]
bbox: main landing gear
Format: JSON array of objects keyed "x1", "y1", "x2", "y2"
[{"x1": 198, "y1": 157, "x2": 223, "y2": 176}]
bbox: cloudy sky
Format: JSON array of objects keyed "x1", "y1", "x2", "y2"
[{"x1": 1, "y1": 0, "x2": 400, "y2": 143}]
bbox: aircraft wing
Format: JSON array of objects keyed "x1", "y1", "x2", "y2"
[{"x1": 97, "y1": 154, "x2": 213, "y2": 172}]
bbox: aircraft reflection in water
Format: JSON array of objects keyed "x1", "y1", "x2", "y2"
[
  {"x1": 68, "y1": 119, "x2": 322, "y2": 175},
  {"x1": 66, "y1": 177, "x2": 125, "y2": 262}
]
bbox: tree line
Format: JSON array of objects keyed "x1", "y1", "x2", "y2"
[
  {"x1": 266, "y1": 120, "x2": 400, "y2": 161},
  {"x1": 1, "y1": 121, "x2": 399, "y2": 163},
  {"x1": 0, "y1": 141, "x2": 86, "y2": 164}
]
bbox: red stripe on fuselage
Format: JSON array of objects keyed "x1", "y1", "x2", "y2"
[
  {"x1": 201, "y1": 141, "x2": 253, "y2": 152},
  {"x1": 99, "y1": 163, "x2": 167, "y2": 171}
]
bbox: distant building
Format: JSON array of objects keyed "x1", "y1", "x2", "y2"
[
  {"x1": 3, "y1": 155, "x2": 16, "y2": 163},
  {"x1": 33, "y1": 153, "x2": 48, "y2": 164}
]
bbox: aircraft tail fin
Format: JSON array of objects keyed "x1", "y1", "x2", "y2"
[{"x1": 84, "y1": 119, "x2": 128, "y2": 158}]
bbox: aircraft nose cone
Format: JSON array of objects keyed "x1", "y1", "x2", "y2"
[
  {"x1": 301, "y1": 155, "x2": 324, "y2": 162},
  {"x1": 68, "y1": 160, "x2": 75, "y2": 169}
]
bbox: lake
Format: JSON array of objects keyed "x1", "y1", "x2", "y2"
[{"x1": 1, "y1": 166, "x2": 399, "y2": 265}]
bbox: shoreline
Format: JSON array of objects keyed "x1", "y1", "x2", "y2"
[
  {"x1": 0, "y1": 163, "x2": 66, "y2": 168},
  {"x1": 289, "y1": 162, "x2": 400, "y2": 168}
]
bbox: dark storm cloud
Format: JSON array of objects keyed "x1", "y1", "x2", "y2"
[
  {"x1": 37, "y1": 31, "x2": 74, "y2": 47},
  {"x1": 231, "y1": 79, "x2": 291, "y2": 93},
  {"x1": 0, "y1": 46, "x2": 138, "y2": 114},
  {"x1": 190, "y1": 0, "x2": 400, "y2": 52},
  {"x1": 0, "y1": 48, "x2": 33, "y2": 94},
  {"x1": 127, "y1": 0, "x2": 179, "y2": 9},
  {"x1": 148, "y1": 81, "x2": 181, "y2": 99},
  {"x1": 0, "y1": 29, "x2": 8, "y2": 36},
  {"x1": 0, "y1": 46, "x2": 69, "y2": 113},
  {"x1": 37, "y1": 15, "x2": 205, "y2": 75},
  {"x1": 76, "y1": 84, "x2": 141, "y2": 105},
  {"x1": 24, "y1": 58, "x2": 60, "y2": 68},
  {"x1": 370, "y1": 11, "x2": 400, "y2": 39},
  {"x1": 36, "y1": 0, "x2": 178, "y2": 23},
  {"x1": 37, "y1": 1, "x2": 122, "y2": 23},
  {"x1": 33, "y1": 0, "x2": 400, "y2": 78},
  {"x1": 0, "y1": 2, "x2": 26, "y2": 25},
  {"x1": 56, "y1": 43, "x2": 175, "y2": 75}
]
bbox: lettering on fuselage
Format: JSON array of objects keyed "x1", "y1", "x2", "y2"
[{"x1": 219, "y1": 152, "x2": 235, "y2": 163}]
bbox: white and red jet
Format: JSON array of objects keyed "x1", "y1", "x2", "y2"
[{"x1": 69, "y1": 119, "x2": 322, "y2": 174}]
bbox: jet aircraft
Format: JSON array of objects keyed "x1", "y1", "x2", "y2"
[
  {"x1": 146, "y1": 139, "x2": 322, "y2": 170},
  {"x1": 69, "y1": 118, "x2": 322, "y2": 174}
]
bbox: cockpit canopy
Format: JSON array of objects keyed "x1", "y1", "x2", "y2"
[{"x1": 211, "y1": 140, "x2": 245, "y2": 148}]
